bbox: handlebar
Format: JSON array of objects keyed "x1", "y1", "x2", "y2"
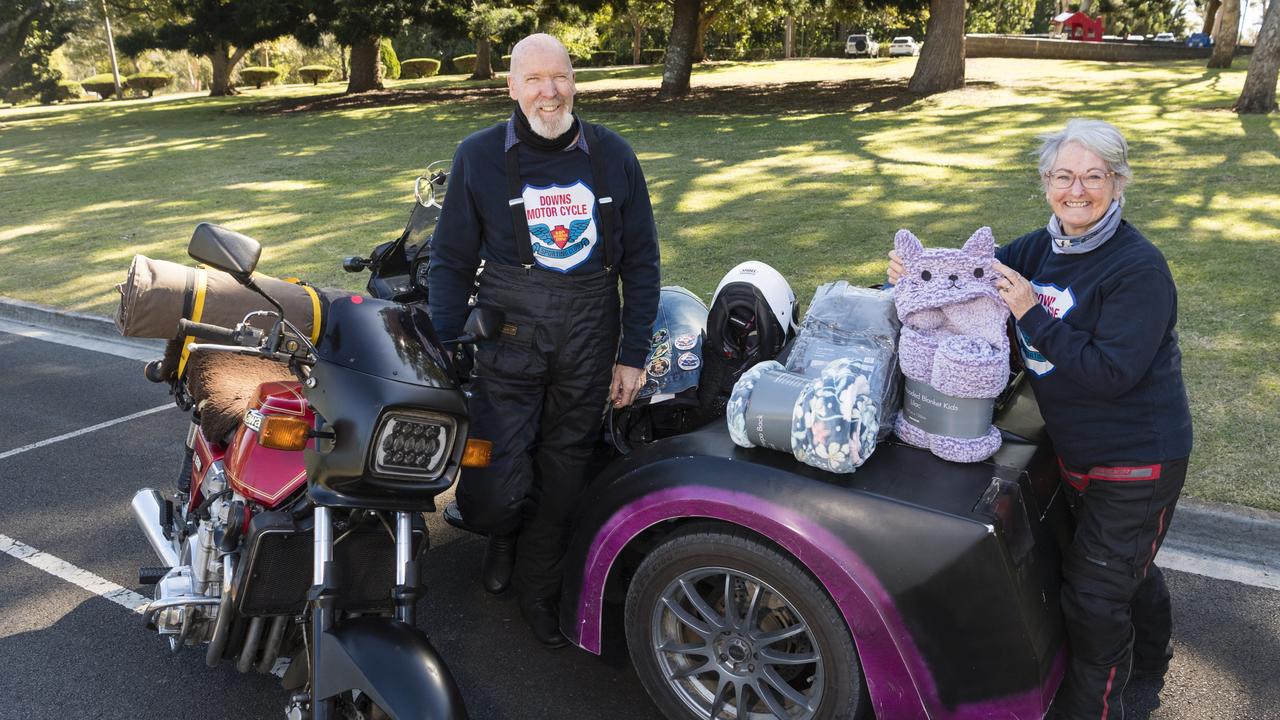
[{"x1": 177, "y1": 319, "x2": 239, "y2": 344}]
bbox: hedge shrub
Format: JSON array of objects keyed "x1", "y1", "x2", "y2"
[
  {"x1": 239, "y1": 66, "x2": 281, "y2": 89},
  {"x1": 744, "y1": 48, "x2": 771, "y2": 61},
  {"x1": 299, "y1": 65, "x2": 334, "y2": 84},
  {"x1": 127, "y1": 72, "x2": 173, "y2": 97},
  {"x1": 589, "y1": 50, "x2": 615, "y2": 67},
  {"x1": 81, "y1": 73, "x2": 125, "y2": 99},
  {"x1": 641, "y1": 48, "x2": 665, "y2": 64},
  {"x1": 452, "y1": 54, "x2": 477, "y2": 75},
  {"x1": 400, "y1": 58, "x2": 441, "y2": 79},
  {"x1": 54, "y1": 80, "x2": 82, "y2": 102},
  {"x1": 380, "y1": 38, "x2": 401, "y2": 80}
]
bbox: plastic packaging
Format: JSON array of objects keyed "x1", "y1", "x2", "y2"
[{"x1": 784, "y1": 281, "x2": 902, "y2": 440}]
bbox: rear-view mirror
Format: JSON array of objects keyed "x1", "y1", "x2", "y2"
[
  {"x1": 188, "y1": 223, "x2": 261, "y2": 282},
  {"x1": 462, "y1": 307, "x2": 505, "y2": 343}
]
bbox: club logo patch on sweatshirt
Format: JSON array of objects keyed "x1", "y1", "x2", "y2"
[
  {"x1": 1017, "y1": 281, "x2": 1076, "y2": 377},
  {"x1": 523, "y1": 181, "x2": 598, "y2": 272}
]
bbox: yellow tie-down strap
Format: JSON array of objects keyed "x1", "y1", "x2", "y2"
[
  {"x1": 176, "y1": 268, "x2": 209, "y2": 378},
  {"x1": 292, "y1": 280, "x2": 323, "y2": 346},
  {"x1": 176, "y1": 272, "x2": 323, "y2": 379}
]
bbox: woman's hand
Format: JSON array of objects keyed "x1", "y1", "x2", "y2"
[
  {"x1": 887, "y1": 250, "x2": 905, "y2": 285},
  {"x1": 993, "y1": 261, "x2": 1038, "y2": 320}
]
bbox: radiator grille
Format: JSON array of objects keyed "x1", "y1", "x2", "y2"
[{"x1": 234, "y1": 512, "x2": 426, "y2": 617}]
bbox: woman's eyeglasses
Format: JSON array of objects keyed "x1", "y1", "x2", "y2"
[{"x1": 1044, "y1": 170, "x2": 1115, "y2": 189}]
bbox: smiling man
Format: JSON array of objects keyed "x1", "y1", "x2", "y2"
[{"x1": 427, "y1": 33, "x2": 660, "y2": 647}]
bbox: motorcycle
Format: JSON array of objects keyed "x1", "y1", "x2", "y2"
[{"x1": 129, "y1": 165, "x2": 495, "y2": 719}]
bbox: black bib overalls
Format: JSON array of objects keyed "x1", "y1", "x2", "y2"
[{"x1": 455, "y1": 124, "x2": 621, "y2": 602}]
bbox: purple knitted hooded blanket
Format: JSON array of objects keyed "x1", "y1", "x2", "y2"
[{"x1": 892, "y1": 227, "x2": 1009, "y2": 463}]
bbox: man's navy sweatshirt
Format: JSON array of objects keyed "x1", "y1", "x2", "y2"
[
  {"x1": 998, "y1": 221, "x2": 1192, "y2": 467},
  {"x1": 427, "y1": 121, "x2": 660, "y2": 368}
]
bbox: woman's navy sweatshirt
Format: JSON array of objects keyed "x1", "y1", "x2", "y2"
[
  {"x1": 998, "y1": 221, "x2": 1192, "y2": 467},
  {"x1": 427, "y1": 121, "x2": 661, "y2": 367}
]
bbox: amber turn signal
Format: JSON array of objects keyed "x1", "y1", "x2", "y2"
[
  {"x1": 258, "y1": 416, "x2": 310, "y2": 451},
  {"x1": 461, "y1": 439, "x2": 492, "y2": 468}
]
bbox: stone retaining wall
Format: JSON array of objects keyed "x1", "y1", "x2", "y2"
[{"x1": 965, "y1": 34, "x2": 1252, "y2": 62}]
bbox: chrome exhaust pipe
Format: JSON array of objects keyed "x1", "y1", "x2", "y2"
[{"x1": 131, "y1": 489, "x2": 179, "y2": 568}]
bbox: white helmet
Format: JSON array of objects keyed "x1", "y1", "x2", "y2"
[{"x1": 712, "y1": 261, "x2": 798, "y2": 335}]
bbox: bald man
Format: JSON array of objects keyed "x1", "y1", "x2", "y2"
[{"x1": 428, "y1": 34, "x2": 660, "y2": 647}]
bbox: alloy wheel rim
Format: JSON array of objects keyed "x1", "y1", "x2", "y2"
[{"x1": 650, "y1": 566, "x2": 824, "y2": 719}]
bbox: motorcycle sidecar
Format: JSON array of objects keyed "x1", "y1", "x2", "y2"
[{"x1": 560, "y1": 379, "x2": 1069, "y2": 720}]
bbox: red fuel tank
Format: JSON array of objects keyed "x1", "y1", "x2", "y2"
[{"x1": 223, "y1": 381, "x2": 314, "y2": 508}]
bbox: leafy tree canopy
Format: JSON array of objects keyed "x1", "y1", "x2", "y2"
[
  {"x1": 115, "y1": 0, "x2": 299, "y2": 57},
  {"x1": 1, "y1": 0, "x2": 82, "y2": 103}
]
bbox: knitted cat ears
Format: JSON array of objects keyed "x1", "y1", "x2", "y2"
[{"x1": 894, "y1": 227, "x2": 996, "y2": 260}]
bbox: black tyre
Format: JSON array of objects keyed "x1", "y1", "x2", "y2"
[{"x1": 625, "y1": 528, "x2": 871, "y2": 720}]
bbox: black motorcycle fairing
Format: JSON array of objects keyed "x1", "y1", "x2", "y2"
[
  {"x1": 314, "y1": 616, "x2": 468, "y2": 720},
  {"x1": 314, "y1": 293, "x2": 453, "y2": 387},
  {"x1": 305, "y1": 294, "x2": 469, "y2": 511}
]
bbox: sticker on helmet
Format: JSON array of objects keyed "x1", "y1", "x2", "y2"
[
  {"x1": 651, "y1": 329, "x2": 668, "y2": 345},
  {"x1": 651, "y1": 341, "x2": 671, "y2": 359},
  {"x1": 648, "y1": 357, "x2": 670, "y2": 377},
  {"x1": 677, "y1": 352, "x2": 701, "y2": 371},
  {"x1": 673, "y1": 333, "x2": 697, "y2": 351}
]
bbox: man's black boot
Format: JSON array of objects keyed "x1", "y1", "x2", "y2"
[
  {"x1": 481, "y1": 533, "x2": 517, "y2": 595},
  {"x1": 520, "y1": 597, "x2": 569, "y2": 648}
]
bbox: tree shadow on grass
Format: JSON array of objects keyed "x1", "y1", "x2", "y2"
[{"x1": 237, "y1": 77, "x2": 944, "y2": 118}]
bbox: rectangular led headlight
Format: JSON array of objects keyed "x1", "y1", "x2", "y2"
[{"x1": 371, "y1": 410, "x2": 456, "y2": 480}]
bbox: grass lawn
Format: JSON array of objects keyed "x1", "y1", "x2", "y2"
[{"x1": 1, "y1": 58, "x2": 1277, "y2": 510}]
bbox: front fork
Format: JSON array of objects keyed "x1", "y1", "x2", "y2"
[{"x1": 309, "y1": 508, "x2": 422, "y2": 720}]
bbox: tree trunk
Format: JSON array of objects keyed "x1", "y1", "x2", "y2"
[
  {"x1": 1209, "y1": 0, "x2": 1240, "y2": 68},
  {"x1": 346, "y1": 35, "x2": 383, "y2": 93},
  {"x1": 1234, "y1": 0, "x2": 1280, "y2": 112},
  {"x1": 632, "y1": 19, "x2": 643, "y2": 64},
  {"x1": 785, "y1": 16, "x2": 794, "y2": 58},
  {"x1": 1203, "y1": 0, "x2": 1222, "y2": 34},
  {"x1": 693, "y1": 9, "x2": 719, "y2": 62},
  {"x1": 908, "y1": 0, "x2": 966, "y2": 95},
  {"x1": 659, "y1": 0, "x2": 701, "y2": 100},
  {"x1": 208, "y1": 42, "x2": 244, "y2": 96},
  {"x1": 471, "y1": 36, "x2": 495, "y2": 80}
]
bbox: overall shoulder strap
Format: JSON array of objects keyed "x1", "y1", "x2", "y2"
[
  {"x1": 580, "y1": 121, "x2": 616, "y2": 271},
  {"x1": 504, "y1": 144, "x2": 536, "y2": 269}
]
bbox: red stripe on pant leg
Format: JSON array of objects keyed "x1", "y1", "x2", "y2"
[
  {"x1": 1145, "y1": 507, "x2": 1168, "y2": 577},
  {"x1": 1087, "y1": 464, "x2": 1163, "y2": 481},
  {"x1": 1100, "y1": 664, "x2": 1118, "y2": 720}
]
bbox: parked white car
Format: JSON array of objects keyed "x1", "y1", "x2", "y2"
[
  {"x1": 1154, "y1": 32, "x2": 1177, "y2": 42},
  {"x1": 888, "y1": 36, "x2": 920, "y2": 57},
  {"x1": 845, "y1": 33, "x2": 880, "y2": 58}
]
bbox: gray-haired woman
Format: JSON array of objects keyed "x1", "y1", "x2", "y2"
[{"x1": 889, "y1": 118, "x2": 1193, "y2": 719}]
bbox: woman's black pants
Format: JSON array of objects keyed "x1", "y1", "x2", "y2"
[{"x1": 1053, "y1": 457, "x2": 1188, "y2": 720}]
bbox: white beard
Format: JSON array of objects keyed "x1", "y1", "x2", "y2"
[{"x1": 529, "y1": 107, "x2": 574, "y2": 139}]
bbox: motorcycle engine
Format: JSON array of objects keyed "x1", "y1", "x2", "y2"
[{"x1": 151, "y1": 460, "x2": 237, "y2": 649}]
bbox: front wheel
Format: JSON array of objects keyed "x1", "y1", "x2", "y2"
[{"x1": 624, "y1": 528, "x2": 870, "y2": 720}]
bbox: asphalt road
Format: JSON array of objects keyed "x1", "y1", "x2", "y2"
[{"x1": 0, "y1": 328, "x2": 1277, "y2": 720}]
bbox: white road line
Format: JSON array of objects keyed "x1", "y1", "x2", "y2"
[
  {"x1": 1159, "y1": 546, "x2": 1280, "y2": 592},
  {"x1": 0, "y1": 404, "x2": 174, "y2": 461},
  {"x1": 0, "y1": 318, "x2": 161, "y2": 362},
  {"x1": 0, "y1": 533, "x2": 149, "y2": 613}
]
